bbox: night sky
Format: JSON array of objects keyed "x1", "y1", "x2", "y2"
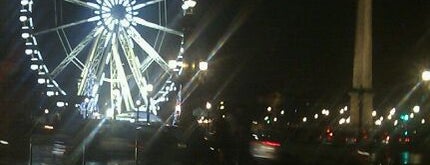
[
  {"x1": 0, "y1": 0, "x2": 430, "y2": 116},
  {"x1": 189, "y1": 0, "x2": 430, "y2": 110}
]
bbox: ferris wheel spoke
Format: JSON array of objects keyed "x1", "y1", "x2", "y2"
[
  {"x1": 77, "y1": 33, "x2": 106, "y2": 95},
  {"x1": 34, "y1": 16, "x2": 101, "y2": 36},
  {"x1": 111, "y1": 34, "x2": 135, "y2": 111},
  {"x1": 127, "y1": 27, "x2": 171, "y2": 74},
  {"x1": 50, "y1": 28, "x2": 99, "y2": 78},
  {"x1": 118, "y1": 30, "x2": 150, "y2": 103},
  {"x1": 133, "y1": 17, "x2": 183, "y2": 37},
  {"x1": 64, "y1": 0, "x2": 100, "y2": 10},
  {"x1": 139, "y1": 56, "x2": 154, "y2": 73},
  {"x1": 132, "y1": 0, "x2": 165, "y2": 10}
]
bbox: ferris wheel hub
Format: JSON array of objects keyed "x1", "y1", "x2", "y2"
[
  {"x1": 110, "y1": 5, "x2": 127, "y2": 20},
  {"x1": 98, "y1": 1, "x2": 133, "y2": 31}
]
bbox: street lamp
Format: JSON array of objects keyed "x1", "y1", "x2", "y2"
[
  {"x1": 413, "y1": 105, "x2": 420, "y2": 113},
  {"x1": 206, "y1": 102, "x2": 212, "y2": 109},
  {"x1": 199, "y1": 61, "x2": 208, "y2": 71},
  {"x1": 422, "y1": 70, "x2": 430, "y2": 81},
  {"x1": 302, "y1": 117, "x2": 307, "y2": 123}
]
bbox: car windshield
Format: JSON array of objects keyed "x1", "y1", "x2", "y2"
[{"x1": 2, "y1": 0, "x2": 430, "y2": 164}]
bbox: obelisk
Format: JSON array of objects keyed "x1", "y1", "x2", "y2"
[{"x1": 350, "y1": 0, "x2": 373, "y2": 134}]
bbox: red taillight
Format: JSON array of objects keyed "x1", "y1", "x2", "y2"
[
  {"x1": 405, "y1": 137, "x2": 410, "y2": 143},
  {"x1": 261, "y1": 141, "x2": 281, "y2": 147}
]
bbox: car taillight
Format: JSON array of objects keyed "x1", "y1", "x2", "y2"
[
  {"x1": 261, "y1": 141, "x2": 281, "y2": 147},
  {"x1": 405, "y1": 137, "x2": 410, "y2": 143}
]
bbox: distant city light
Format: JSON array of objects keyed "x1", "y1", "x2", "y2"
[
  {"x1": 44, "y1": 109, "x2": 49, "y2": 114},
  {"x1": 280, "y1": 110, "x2": 285, "y2": 115},
  {"x1": 421, "y1": 119, "x2": 426, "y2": 124},
  {"x1": 273, "y1": 117, "x2": 277, "y2": 122},
  {"x1": 375, "y1": 120, "x2": 382, "y2": 126},
  {"x1": 302, "y1": 117, "x2": 307, "y2": 123},
  {"x1": 220, "y1": 105, "x2": 225, "y2": 110},
  {"x1": 206, "y1": 102, "x2": 212, "y2": 109},
  {"x1": 413, "y1": 105, "x2": 420, "y2": 113},
  {"x1": 346, "y1": 116, "x2": 350, "y2": 124},
  {"x1": 264, "y1": 116, "x2": 269, "y2": 121},
  {"x1": 372, "y1": 111, "x2": 377, "y2": 117},
  {"x1": 422, "y1": 70, "x2": 430, "y2": 81},
  {"x1": 394, "y1": 120, "x2": 398, "y2": 126},
  {"x1": 387, "y1": 115, "x2": 392, "y2": 120},
  {"x1": 321, "y1": 109, "x2": 330, "y2": 116},
  {"x1": 340, "y1": 109, "x2": 344, "y2": 114},
  {"x1": 339, "y1": 118, "x2": 346, "y2": 125},
  {"x1": 267, "y1": 106, "x2": 272, "y2": 112},
  {"x1": 43, "y1": 125, "x2": 54, "y2": 130},
  {"x1": 389, "y1": 108, "x2": 396, "y2": 116},
  {"x1": 198, "y1": 61, "x2": 208, "y2": 71},
  {"x1": 409, "y1": 113, "x2": 414, "y2": 119},
  {"x1": 0, "y1": 140, "x2": 8, "y2": 145},
  {"x1": 314, "y1": 114, "x2": 319, "y2": 119}
]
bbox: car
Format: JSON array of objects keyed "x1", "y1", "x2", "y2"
[{"x1": 249, "y1": 131, "x2": 283, "y2": 160}]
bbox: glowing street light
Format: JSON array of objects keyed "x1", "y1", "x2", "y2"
[
  {"x1": 314, "y1": 114, "x2": 319, "y2": 119},
  {"x1": 321, "y1": 109, "x2": 330, "y2": 116},
  {"x1": 0, "y1": 140, "x2": 8, "y2": 145},
  {"x1": 413, "y1": 105, "x2": 420, "y2": 113},
  {"x1": 280, "y1": 110, "x2": 285, "y2": 115},
  {"x1": 198, "y1": 61, "x2": 208, "y2": 71},
  {"x1": 375, "y1": 120, "x2": 382, "y2": 126},
  {"x1": 267, "y1": 106, "x2": 272, "y2": 112},
  {"x1": 206, "y1": 102, "x2": 212, "y2": 109},
  {"x1": 339, "y1": 118, "x2": 346, "y2": 125},
  {"x1": 372, "y1": 111, "x2": 377, "y2": 117},
  {"x1": 422, "y1": 70, "x2": 430, "y2": 81},
  {"x1": 421, "y1": 119, "x2": 426, "y2": 124},
  {"x1": 389, "y1": 108, "x2": 396, "y2": 116},
  {"x1": 302, "y1": 117, "x2": 307, "y2": 123},
  {"x1": 182, "y1": 0, "x2": 197, "y2": 10}
]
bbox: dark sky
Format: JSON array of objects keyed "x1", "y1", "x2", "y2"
[
  {"x1": 188, "y1": 0, "x2": 430, "y2": 109},
  {"x1": 1, "y1": 0, "x2": 430, "y2": 113}
]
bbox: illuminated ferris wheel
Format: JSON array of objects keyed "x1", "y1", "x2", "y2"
[{"x1": 19, "y1": 0, "x2": 196, "y2": 121}]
